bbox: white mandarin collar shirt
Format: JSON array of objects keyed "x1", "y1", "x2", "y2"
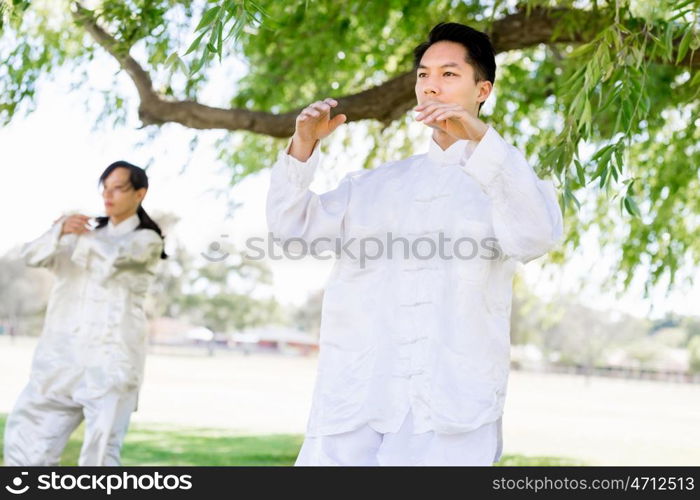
[
  {"x1": 106, "y1": 213, "x2": 140, "y2": 237},
  {"x1": 427, "y1": 137, "x2": 478, "y2": 166},
  {"x1": 267, "y1": 125, "x2": 563, "y2": 438},
  {"x1": 19, "y1": 214, "x2": 164, "y2": 400}
]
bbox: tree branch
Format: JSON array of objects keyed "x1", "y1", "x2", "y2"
[{"x1": 72, "y1": 4, "x2": 697, "y2": 137}]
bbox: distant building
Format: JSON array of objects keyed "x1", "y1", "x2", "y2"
[{"x1": 231, "y1": 326, "x2": 318, "y2": 356}]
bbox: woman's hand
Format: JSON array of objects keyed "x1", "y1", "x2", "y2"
[{"x1": 60, "y1": 214, "x2": 91, "y2": 236}]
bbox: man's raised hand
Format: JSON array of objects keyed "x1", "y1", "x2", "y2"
[
  {"x1": 414, "y1": 101, "x2": 488, "y2": 142},
  {"x1": 289, "y1": 98, "x2": 347, "y2": 162}
]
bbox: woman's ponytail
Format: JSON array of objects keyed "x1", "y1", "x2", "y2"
[{"x1": 136, "y1": 205, "x2": 167, "y2": 259}]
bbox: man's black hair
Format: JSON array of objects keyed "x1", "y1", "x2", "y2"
[{"x1": 413, "y1": 22, "x2": 496, "y2": 112}]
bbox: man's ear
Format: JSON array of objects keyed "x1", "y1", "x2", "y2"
[{"x1": 477, "y1": 80, "x2": 493, "y2": 104}]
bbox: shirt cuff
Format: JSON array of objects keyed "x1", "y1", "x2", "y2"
[
  {"x1": 461, "y1": 125, "x2": 509, "y2": 190},
  {"x1": 278, "y1": 138, "x2": 321, "y2": 189},
  {"x1": 49, "y1": 216, "x2": 66, "y2": 245}
]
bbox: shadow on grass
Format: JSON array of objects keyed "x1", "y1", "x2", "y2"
[{"x1": 0, "y1": 413, "x2": 584, "y2": 466}]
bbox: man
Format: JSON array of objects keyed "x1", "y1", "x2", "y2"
[
  {"x1": 4, "y1": 162, "x2": 165, "y2": 466},
  {"x1": 266, "y1": 22, "x2": 563, "y2": 465}
]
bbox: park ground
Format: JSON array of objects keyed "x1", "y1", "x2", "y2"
[{"x1": 1, "y1": 337, "x2": 698, "y2": 466}]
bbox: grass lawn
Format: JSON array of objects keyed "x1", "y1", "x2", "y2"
[{"x1": 0, "y1": 414, "x2": 584, "y2": 466}]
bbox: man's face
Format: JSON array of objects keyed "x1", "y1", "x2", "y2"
[
  {"x1": 101, "y1": 167, "x2": 146, "y2": 218},
  {"x1": 415, "y1": 40, "x2": 491, "y2": 117}
]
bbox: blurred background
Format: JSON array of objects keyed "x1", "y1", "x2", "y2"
[{"x1": 1, "y1": 0, "x2": 699, "y2": 465}]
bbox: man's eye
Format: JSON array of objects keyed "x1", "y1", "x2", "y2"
[
  {"x1": 444, "y1": 72, "x2": 457, "y2": 77},
  {"x1": 417, "y1": 73, "x2": 427, "y2": 78}
]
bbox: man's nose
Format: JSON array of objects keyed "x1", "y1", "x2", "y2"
[{"x1": 423, "y1": 84, "x2": 439, "y2": 95}]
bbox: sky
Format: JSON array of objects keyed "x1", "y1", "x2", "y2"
[{"x1": 0, "y1": 52, "x2": 698, "y2": 320}]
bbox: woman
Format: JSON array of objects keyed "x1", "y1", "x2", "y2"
[{"x1": 3, "y1": 161, "x2": 166, "y2": 466}]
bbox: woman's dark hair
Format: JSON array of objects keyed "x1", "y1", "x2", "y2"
[
  {"x1": 96, "y1": 160, "x2": 167, "y2": 259},
  {"x1": 413, "y1": 22, "x2": 497, "y2": 112}
]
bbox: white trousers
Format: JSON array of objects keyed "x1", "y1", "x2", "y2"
[
  {"x1": 3, "y1": 382, "x2": 138, "y2": 466},
  {"x1": 295, "y1": 409, "x2": 502, "y2": 466}
]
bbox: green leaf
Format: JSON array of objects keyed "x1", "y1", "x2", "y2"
[
  {"x1": 216, "y1": 20, "x2": 223, "y2": 61},
  {"x1": 164, "y1": 51, "x2": 179, "y2": 68},
  {"x1": 195, "y1": 6, "x2": 221, "y2": 32},
  {"x1": 563, "y1": 186, "x2": 581, "y2": 212},
  {"x1": 668, "y1": 1, "x2": 697, "y2": 22},
  {"x1": 623, "y1": 196, "x2": 641, "y2": 217},
  {"x1": 560, "y1": 65, "x2": 586, "y2": 92},
  {"x1": 610, "y1": 162, "x2": 619, "y2": 182},
  {"x1": 189, "y1": 52, "x2": 207, "y2": 75},
  {"x1": 622, "y1": 98, "x2": 633, "y2": 126},
  {"x1": 664, "y1": 22, "x2": 675, "y2": 61},
  {"x1": 591, "y1": 144, "x2": 615, "y2": 162},
  {"x1": 574, "y1": 159, "x2": 586, "y2": 186},
  {"x1": 579, "y1": 97, "x2": 592, "y2": 132},
  {"x1": 559, "y1": 192, "x2": 566, "y2": 216},
  {"x1": 689, "y1": 70, "x2": 700, "y2": 87},
  {"x1": 599, "y1": 165, "x2": 608, "y2": 188},
  {"x1": 568, "y1": 42, "x2": 595, "y2": 59},
  {"x1": 691, "y1": 35, "x2": 700, "y2": 51},
  {"x1": 676, "y1": 25, "x2": 693, "y2": 64},
  {"x1": 184, "y1": 31, "x2": 206, "y2": 56},
  {"x1": 613, "y1": 144, "x2": 624, "y2": 171}
]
